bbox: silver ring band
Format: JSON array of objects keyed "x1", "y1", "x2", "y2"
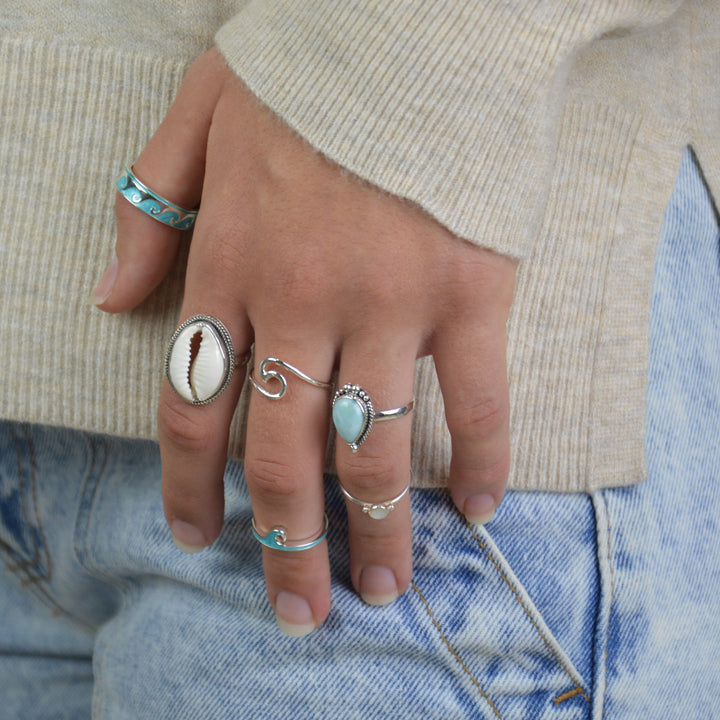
[
  {"x1": 249, "y1": 357, "x2": 332, "y2": 399},
  {"x1": 332, "y1": 384, "x2": 415, "y2": 452},
  {"x1": 116, "y1": 166, "x2": 198, "y2": 230},
  {"x1": 375, "y1": 400, "x2": 415, "y2": 422},
  {"x1": 251, "y1": 515, "x2": 329, "y2": 551},
  {"x1": 339, "y1": 481, "x2": 409, "y2": 520}
]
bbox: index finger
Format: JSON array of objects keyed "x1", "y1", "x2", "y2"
[{"x1": 96, "y1": 49, "x2": 226, "y2": 313}]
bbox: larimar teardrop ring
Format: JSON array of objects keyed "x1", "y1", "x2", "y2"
[{"x1": 332, "y1": 384, "x2": 414, "y2": 452}]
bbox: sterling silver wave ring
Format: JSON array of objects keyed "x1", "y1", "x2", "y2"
[
  {"x1": 332, "y1": 384, "x2": 414, "y2": 452},
  {"x1": 251, "y1": 515, "x2": 329, "y2": 551},
  {"x1": 116, "y1": 166, "x2": 198, "y2": 230},
  {"x1": 249, "y1": 357, "x2": 332, "y2": 399}
]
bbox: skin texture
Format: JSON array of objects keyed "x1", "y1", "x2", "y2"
[{"x1": 96, "y1": 49, "x2": 516, "y2": 636}]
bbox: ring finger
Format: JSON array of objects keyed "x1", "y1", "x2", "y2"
[{"x1": 333, "y1": 331, "x2": 418, "y2": 606}]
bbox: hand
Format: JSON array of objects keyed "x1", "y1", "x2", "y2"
[{"x1": 96, "y1": 48, "x2": 516, "y2": 636}]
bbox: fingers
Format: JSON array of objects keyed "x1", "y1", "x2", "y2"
[
  {"x1": 94, "y1": 49, "x2": 228, "y2": 313},
  {"x1": 118, "y1": 45, "x2": 518, "y2": 646},
  {"x1": 432, "y1": 263, "x2": 514, "y2": 524},
  {"x1": 244, "y1": 340, "x2": 336, "y2": 636},
  {"x1": 158, "y1": 309, "x2": 251, "y2": 553},
  {"x1": 334, "y1": 333, "x2": 418, "y2": 606}
]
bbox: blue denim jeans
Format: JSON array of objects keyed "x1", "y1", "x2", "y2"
[{"x1": 1, "y1": 148, "x2": 719, "y2": 719}]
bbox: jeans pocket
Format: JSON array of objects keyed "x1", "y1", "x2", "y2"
[
  {"x1": 407, "y1": 490, "x2": 593, "y2": 720},
  {"x1": 0, "y1": 422, "x2": 50, "y2": 585}
]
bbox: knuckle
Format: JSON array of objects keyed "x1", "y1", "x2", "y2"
[
  {"x1": 339, "y1": 451, "x2": 400, "y2": 494},
  {"x1": 244, "y1": 455, "x2": 301, "y2": 500},
  {"x1": 471, "y1": 454, "x2": 511, "y2": 488},
  {"x1": 448, "y1": 395, "x2": 507, "y2": 441},
  {"x1": 164, "y1": 482, "x2": 206, "y2": 516},
  {"x1": 274, "y1": 259, "x2": 324, "y2": 307},
  {"x1": 452, "y1": 445, "x2": 510, "y2": 493},
  {"x1": 200, "y1": 222, "x2": 248, "y2": 279},
  {"x1": 158, "y1": 398, "x2": 218, "y2": 454},
  {"x1": 442, "y1": 252, "x2": 516, "y2": 318},
  {"x1": 361, "y1": 272, "x2": 401, "y2": 310}
]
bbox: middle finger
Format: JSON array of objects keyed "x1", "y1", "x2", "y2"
[
  {"x1": 244, "y1": 332, "x2": 336, "y2": 636},
  {"x1": 333, "y1": 330, "x2": 418, "y2": 606}
]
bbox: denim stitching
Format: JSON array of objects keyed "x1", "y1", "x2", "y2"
[
  {"x1": 600, "y1": 493, "x2": 616, "y2": 720},
  {"x1": 463, "y1": 518, "x2": 591, "y2": 706},
  {"x1": 553, "y1": 687, "x2": 586, "y2": 705},
  {"x1": 411, "y1": 580, "x2": 503, "y2": 719}
]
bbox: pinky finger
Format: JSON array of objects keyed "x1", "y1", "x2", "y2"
[{"x1": 432, "y1": 321, "x2": 511, "y2": 525}]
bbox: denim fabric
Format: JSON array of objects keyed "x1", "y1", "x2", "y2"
[
  {"x1": 1, "y1": 148, "x2": 718, "y2": 719},
  {"x1": 591, "y1": 148, "x2": 720, "y2": 719}
]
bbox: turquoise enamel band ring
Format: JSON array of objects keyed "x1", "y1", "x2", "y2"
[
  {"x1": 332, "y1": 384, "x2": 414, "y2": 453},
  {"x1": 251, "y1": 515, "x2": 329, "y2": 551},
  {"x1": 116, "y1": 166, "x2": 198, "y2": 230}
]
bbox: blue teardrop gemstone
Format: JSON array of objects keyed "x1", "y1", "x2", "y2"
[{"x1": 333, "y1": 396, "x2": 366, "y2": 445}]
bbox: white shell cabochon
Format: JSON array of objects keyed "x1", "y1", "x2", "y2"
[{"x1": 167, "y1": 322, "x2": 228, "y2": 404}]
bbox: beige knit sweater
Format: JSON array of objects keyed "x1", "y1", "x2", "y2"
[{"x1": 0, "y1": 1, "x2": 717, "y2": 492}]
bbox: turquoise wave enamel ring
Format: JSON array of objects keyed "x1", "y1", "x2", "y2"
[
  {"x1": 116, "y1": 166, "x2": 198, "y2": 230},
  {"x1": 251, "y1": 515, "x2": 329, "y2": 551},
  {"x1": 332, "y1": 384, "x2": 415, "y2": 453}
]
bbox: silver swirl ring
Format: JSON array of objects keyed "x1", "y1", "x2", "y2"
[{"x1": 249, "y1": 357, "x2": 331, "y2": 399}]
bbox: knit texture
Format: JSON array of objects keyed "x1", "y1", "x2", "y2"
[{"x1": 0, "y1": 1, "x2": 717, "y2": 491}]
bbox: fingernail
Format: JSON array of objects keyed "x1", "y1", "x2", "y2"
[
  {"x1": 91, "y1": 256, "x2": 118, "y2": 306},
  {"x1": 170, "y1": 519, "x2": 208, "y2": 554},
  {"x1": 275, "y1": 591, "x2": 316, "y2": 637},
  {"x1": 359, "y1": 566, "x2": 399, "y2": 606},
  {"x1": 464, "y1": 493, "x2": 496, "y2": 525}
]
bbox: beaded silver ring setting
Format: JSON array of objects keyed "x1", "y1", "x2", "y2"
[
  {"x1": 165, "y1": 315, "x2": 235, "y2": 405},
  {"x1": 332, "y1": 384, "x2": 414, "y2": 452}
]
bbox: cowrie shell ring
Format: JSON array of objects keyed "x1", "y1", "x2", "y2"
[{"x1": 165, "y1": 315, "x2": 236, "y2": 405}]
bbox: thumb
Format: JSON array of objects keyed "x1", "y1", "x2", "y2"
[{"x1": 93, "y1": 48, "x2": 227, "y2": 313}]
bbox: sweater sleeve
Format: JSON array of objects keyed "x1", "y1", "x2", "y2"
[{"x1": 216, "y1": 0, "x2": 683, "y2": 260}]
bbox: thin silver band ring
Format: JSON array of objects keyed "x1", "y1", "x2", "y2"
[
  {"x1": 374, "y1": 400, "x2": 415, "y2": 422},
  {"x1": 338, "y1": 481, "x2": 410, "y2": 520}
]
